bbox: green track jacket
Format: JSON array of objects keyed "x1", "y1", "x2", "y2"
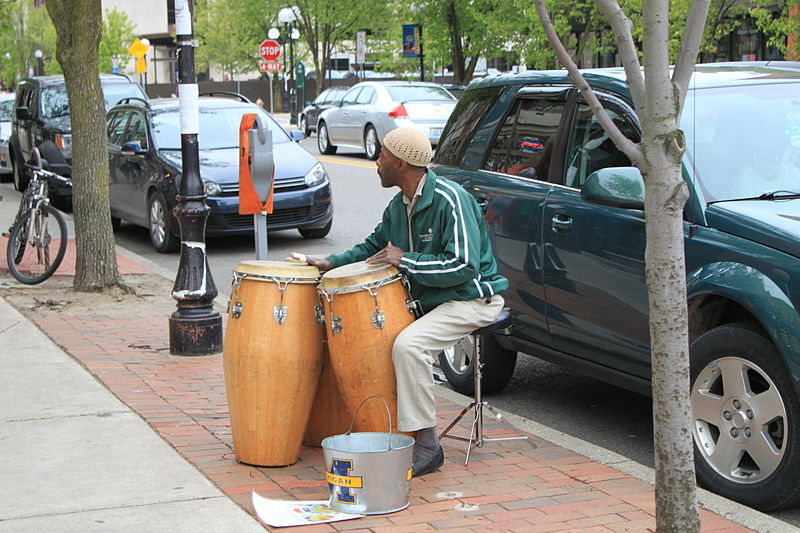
[{"x1": 327, "y1": 169, "x2": 508, "y2": 314}]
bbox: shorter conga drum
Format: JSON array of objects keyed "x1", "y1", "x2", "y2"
[
  {"x1": 318, "y1": 261, "x2": 417, "y2": 434},
  {"x1": 302, "y1": 343, "x2": 352, "y2": 447},
  {"x1": 223, "y1": 260, "x2": 323, "y2": 466}
]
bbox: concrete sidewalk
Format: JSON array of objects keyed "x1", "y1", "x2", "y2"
[{"x1": 0, "y1": 183, "x2": 794, "y2": 532}]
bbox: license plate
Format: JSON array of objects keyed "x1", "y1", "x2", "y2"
[{"x1": 430, "y1": 128, "x2": 442, "y2": 139}]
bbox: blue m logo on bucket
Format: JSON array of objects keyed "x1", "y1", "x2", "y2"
[{"x1": 326, "y1": 458, "x2": 363, "y2": 505}]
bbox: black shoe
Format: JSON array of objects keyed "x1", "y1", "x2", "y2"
[{"x1": 412, "y1": 446, "x2": 444, "y2": 478}]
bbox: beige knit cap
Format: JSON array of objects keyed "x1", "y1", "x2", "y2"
[{"x1": 382, "y1": 127, "x2": 432, "y2": 167}]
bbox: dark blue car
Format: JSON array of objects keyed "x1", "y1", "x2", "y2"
[{"x1": 106, "y1": 94, "x2": 332, "y2": 252}]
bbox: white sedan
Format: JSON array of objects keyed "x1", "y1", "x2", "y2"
[{"x1": 316, "y1": 81, "x2": 457, "y2": 160}]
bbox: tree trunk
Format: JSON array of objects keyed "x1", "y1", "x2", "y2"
[
  {"x1": 445, "y1": 0, "x2": 466, "y2": 84},
  {"x1": 641, "y1": 2, "x2": 699, "y2": 529},
  {"x1": 46, "y1": 0, "x2": 120, "y2": 291}
]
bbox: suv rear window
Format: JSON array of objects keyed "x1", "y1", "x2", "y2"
[{"x1": 434, "y1": 85, "x2": 503, "y2": 167}]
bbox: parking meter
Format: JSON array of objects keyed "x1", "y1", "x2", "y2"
[{"x1": 239, "y1": 113, "x2": 274, "y2": 259}]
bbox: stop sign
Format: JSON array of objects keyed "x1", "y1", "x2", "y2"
[{"x1": 259, "y1": 39, "x2": 281, "y2": 62}]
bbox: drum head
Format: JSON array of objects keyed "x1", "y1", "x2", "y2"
[
  {"x1": 234, "y1": 260, "x2": 320, "y2": 281},
  {"x1": 319, "y1": 261, "x2": 399, "y2": 290}
]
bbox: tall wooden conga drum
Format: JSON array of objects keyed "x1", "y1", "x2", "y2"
[
  {"x1": 223, "y1": 260, "x2": 323, "y2": 466},
  {"x1": 302, "y1": 343, "x2": 352, "y2": 446},
  {"x1": 318, "y1": 261, "x2": 417, "y2": 434}
]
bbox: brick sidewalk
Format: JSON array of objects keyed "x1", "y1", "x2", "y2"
[{"x1": 27, "y1": 303, "x2": 752, "y2": 532}]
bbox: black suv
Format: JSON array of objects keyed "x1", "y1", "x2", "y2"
[
  {"x1": 9, "y1": 74, "x2": 147, "y2": 201},
  {"x1": 433, "y1": 63, "x2": 800, "y2": 511}
]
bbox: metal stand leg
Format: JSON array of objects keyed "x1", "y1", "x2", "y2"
[{"x1": 440, "y1": 335, "x2": 528, "y2": 465}]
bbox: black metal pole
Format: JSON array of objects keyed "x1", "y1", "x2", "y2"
[
  {"x1": 289, "y1": 26, "x2": 297, "y2": 125},
  {"x1": 418, "y1": 25, "x2": 424, "y2": 81},
  {"x1": 169, "y1": 0, "x2": 223, "y2": 356}
]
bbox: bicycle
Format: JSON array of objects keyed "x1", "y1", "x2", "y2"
[{"x1": 4, "y1": 148, "x2": 70, "y2": 284}]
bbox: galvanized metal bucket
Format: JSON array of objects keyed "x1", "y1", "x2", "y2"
[{"x1": 321, "y1": 395, "x2": 415, "y2": 515}]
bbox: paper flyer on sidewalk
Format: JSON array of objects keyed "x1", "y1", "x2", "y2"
[{"x1": 251, "y1": 492, "x2": 364, "y2": 527}]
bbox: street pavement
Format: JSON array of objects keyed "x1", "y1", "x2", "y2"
[{"x1": 0, "y1": 122, "x2": 796, "y2": 531}]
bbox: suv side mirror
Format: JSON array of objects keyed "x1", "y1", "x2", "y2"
[
  {"x1": 290, "y1": 130, "x2": 306, "y2": 142},
  {"x1": 121, "y1": 141, "x2": 147, "y2": 154},
  {"x1": 581, "y1": 167, "x2": 645, "y2": 210},
  {"x1": 15, "y1": 107, "x2": 31, "y2": 120}
]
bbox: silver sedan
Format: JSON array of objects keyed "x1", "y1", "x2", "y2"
[{"x1": 316, "y1": 81, "x2": 457, "y2": 160}]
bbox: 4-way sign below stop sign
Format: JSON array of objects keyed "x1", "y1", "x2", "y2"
[{"x1": 260, "y1": 39, "x2": 281, "y2": 62}]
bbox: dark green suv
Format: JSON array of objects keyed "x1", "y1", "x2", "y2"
[{"x1": 433, "y1": 62, "x2": 800, "y2": 511}]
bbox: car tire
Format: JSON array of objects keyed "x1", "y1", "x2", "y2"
[
  {"x1": 317, "y1": 122, "x2": 337, "y2": 155},
  {"x1": 364, "y1": 126, "x2": 380, "y2": 160},
  {"x1": 438, "y1": 333, "x2": 517, "y2": 395},
  {"x1": 299, "y1": 219, "x2": 332, "y2": 239},
  {"x1": 147, "y1": 192, "x2": 179, "y2": 253},
  {"x1": 690, "y1": 323, "x2": 800, "y2": 511},
  {"x1": 110, "y1": 215, "x2": 121, "y2": 231},
  {"x1": 300, "y1": 114, "x2": 311, "y2": 137},
  {"x1": 12, "y1": 152, "x2": 29, "y2": 192}
]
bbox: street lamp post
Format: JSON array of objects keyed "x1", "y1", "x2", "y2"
[
  {"x1": 34, "y1": 49, "x2": 44, "y2": 76},
  {"x1": 169, "y1": 0, "x2": 223, "y2": 356},
  {"x1": 278, "y1": 7, "x2": 300, "y2": 125}
]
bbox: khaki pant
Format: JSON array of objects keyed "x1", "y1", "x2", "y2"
[{"x1": 392, "y1": 295, "x2": 505, "y2": 432}]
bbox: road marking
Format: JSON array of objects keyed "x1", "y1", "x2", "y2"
[{"x1": 318, "y1": 156, "x2": 376, "y2": 169}]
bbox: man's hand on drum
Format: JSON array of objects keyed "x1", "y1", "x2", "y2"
[
  {"x1": 289, "y1": 253, "x2": 332, "y2": 272},
  {"x1": 366, "y1": 241, "x2": 405, "y2": 267}
]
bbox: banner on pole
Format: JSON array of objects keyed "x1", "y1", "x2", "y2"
[{"x1": 402, "y1": 24, "x2": 420, "y2": 58}]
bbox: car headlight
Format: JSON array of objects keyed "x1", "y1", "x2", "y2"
[
  {"x1": 304, "y1": 162, "x2": 327, "y2": 187},
  {"x1": 203, "y1": 179, "x2": 223, "y2": 196}
]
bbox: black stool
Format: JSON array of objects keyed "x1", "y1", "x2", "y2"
[{"x1": 439, "y1": 309, "x2": 528, "y2": 464}]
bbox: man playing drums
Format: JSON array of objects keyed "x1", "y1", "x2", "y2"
[{"x1": 303, "y1": 127, "x2": 508, "y2": 477}]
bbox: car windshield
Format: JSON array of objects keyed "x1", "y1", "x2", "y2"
[
  {"x1": 41, "y1": 82, "x2": 146, "y2": 118},
  {"x1": 102, "y1": 83, "x2": 147, "y2": 109},
  {"x1": 0, "y1": 98, "x2": 13, "y2": 121},
  {"x1": 682, "y1": 83, "x2": 800, "y2": 203},
  {"x1": 151, "y1": 106, "x2": 290, "y2": 150},
  {"x1": 386, "y1": 85, "x2": 455, "y2": 102}
]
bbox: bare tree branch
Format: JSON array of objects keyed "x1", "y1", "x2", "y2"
[
  {"x1": 534, "y1": 0, "x2": 643, "y2": 167},
  {"x1": 672, "y1": 0, "x2": 712, "y2": 103},
  {"x1": 593, "y1": 0, "x2": 645, "y2": 112}
]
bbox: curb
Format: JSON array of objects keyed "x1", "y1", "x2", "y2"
[{"x1": 435, "y1": 385, "x2": 795, "y2": 533}]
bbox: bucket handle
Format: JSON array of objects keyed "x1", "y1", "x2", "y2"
[{"x1": 347, "y1": 395, "x2": 395, "y2": 451}]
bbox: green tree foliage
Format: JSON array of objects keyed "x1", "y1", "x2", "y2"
[
  {"x1": 0, "y1": 0, "x2": 58, "y2": 87},
  {"x1": 749, "y1": 0, "x2": 800, "y2": 58},
  {"x1": 194, "y1": 0, "x2": 270, "y2": 79},
  {"x1": 275, "y1": 0, "x2": 393, "y2": 92},
  {"x1": 99, "y1": 8, "x2": 136, "y2": 73},
  {"x1": 195, "y1": 0, "x2": 392, "y2": 95},
  {"x1": 393, "y1": 0, "x2": 524, "y2": 83}
]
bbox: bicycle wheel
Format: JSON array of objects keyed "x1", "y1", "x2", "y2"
[{"x1": 6, "y1": 205, "x2": 68, "y2": 284}]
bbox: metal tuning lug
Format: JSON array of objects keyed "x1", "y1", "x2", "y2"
[
  {"x1": 273, "y1": 305, "x2": 288, "y2": 324},
  {"x1": 331, "y1": 315, "x2": 342, "y2": 335},
  {"x1": 370, "y1": 310, "x2": 385, "y2": 329}
]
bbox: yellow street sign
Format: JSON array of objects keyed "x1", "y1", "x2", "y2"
[
  {"x1": 128, "y1": 38, "x2": 150, "y2": 59},
  {"x1": 135, "y1": 58, "x2": 147, "y2": 73}
]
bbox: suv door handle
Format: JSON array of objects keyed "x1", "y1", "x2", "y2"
[{"x1": 551, "y1": 214, "x2": 572, "y2": 232}]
